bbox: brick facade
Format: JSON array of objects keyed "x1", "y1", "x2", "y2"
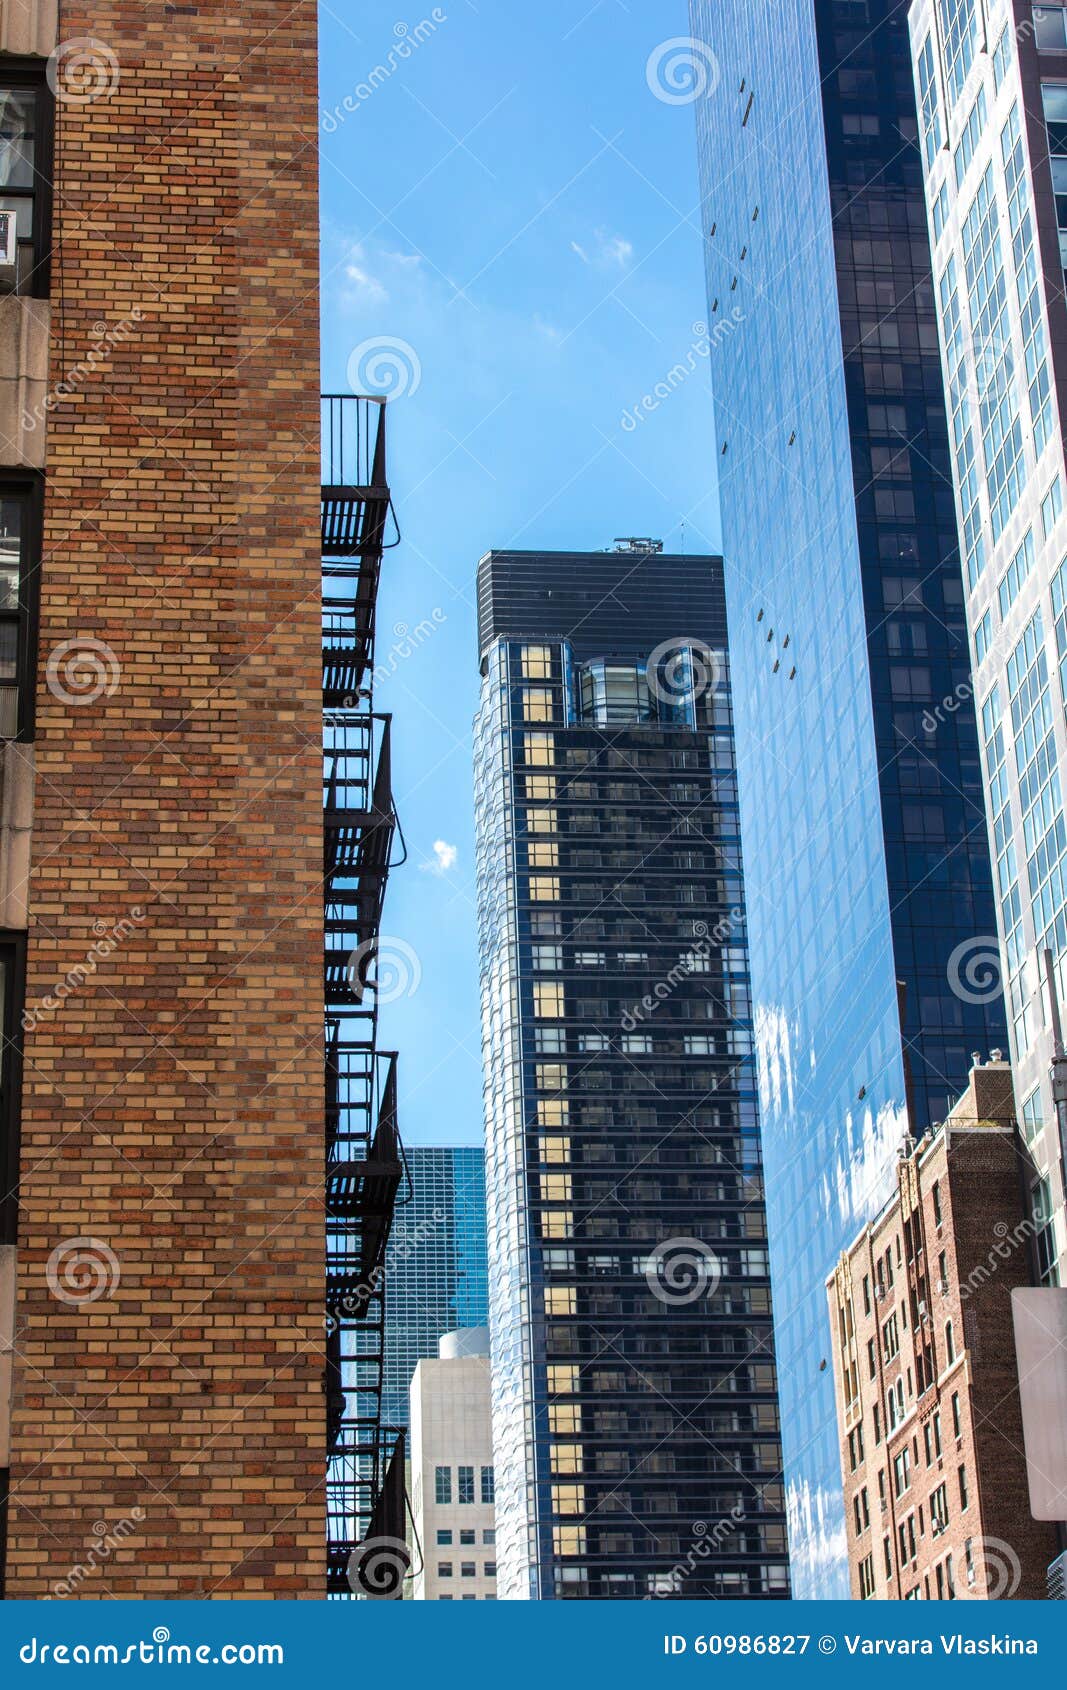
[
  {"x1": 3, "y1": 0, "x2": 325, "y2": 1596},
  {"x1": 828, "y1": 1060, "x2": 1058, "y2": 1600}
]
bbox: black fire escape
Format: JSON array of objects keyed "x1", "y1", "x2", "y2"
[{"x1": 322, "y1": 395, "x2": 409, "y2": 1597}]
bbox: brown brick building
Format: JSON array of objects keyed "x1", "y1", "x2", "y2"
[
  {"x1": 827, "y1": 1057, "x2": 1059, "y2": 1600},
  {"x1": 0, "y1": 0, "x2": 331, "y2": 1596}
]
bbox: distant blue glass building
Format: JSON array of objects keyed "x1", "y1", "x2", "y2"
[
  {"x1": 691, "y1": 0, "x2": 1007, "y2": 1595},
  {"x1": 382, "y1": 1146, "x2": 488, "y2": 1433}
]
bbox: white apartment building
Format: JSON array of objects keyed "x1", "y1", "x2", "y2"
[
  {"x1": 908, "y1": 0, "x2": 1067, "y2": 1285},
  {"x1": 408, "y1": 1329, "x2": 497, "y2": 1599}
]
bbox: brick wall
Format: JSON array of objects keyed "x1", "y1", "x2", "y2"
[
  {"x1": 828, "y1": 1062, "x2": 1058, "y2": 1601},
  {"x1": 5, "y1": 0, "x2": 325, "y2": 1596}
]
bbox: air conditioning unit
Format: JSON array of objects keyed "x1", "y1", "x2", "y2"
[
  {"x1": 936, "y1": 1278, "x2": 949, "y2": 1295},
  {"x1": 0, "y1": 210, "x2": 17, "y2": 268}
]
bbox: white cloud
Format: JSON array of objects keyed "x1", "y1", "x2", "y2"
[
  {"x1": 570, "y1": 228, "x2": 634, "y2": 270},
  {"x1": 421, "y1": 839, "x2": 458, "y2": 876},
  {"x1": 342, "y1": 243, "x2": 388, "y2": 304}
]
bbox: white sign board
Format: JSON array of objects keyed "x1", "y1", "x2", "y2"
[{"x1": 1012, "y1": 1287, "x2": 1067, "y2": 1521}]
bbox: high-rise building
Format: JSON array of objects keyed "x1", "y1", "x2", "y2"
[
  {"x1": 0, "y1": 1, "x2": 406, "y2": 1598},
  {"x1": 473, "y1": 543, "x2": 790, "y2": 1601},
  {"x1": 827, "y1": 1056, "x2": 1057, "y2": 1599},
  {"x1": 904, "y1": 0, "x2": 1067, "y2": 1327},
  {"x1": 382, "y1": 1146, "x2": 488, "y2": 1436},
  {"x1": 408, "y1": 1328, "x2": 497, "y2": 1600},
  {"x1": 691, "y1": 0, "x2": 1007, "y2": 1594}
]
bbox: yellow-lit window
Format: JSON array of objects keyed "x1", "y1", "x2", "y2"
[
  {"x1": 526, "y1": 807, "x2": 556, "y2": 834},
  {"x1": 533, "y1": 981, "x2": 565, "y2": 1018},
  {"x1": 539, "y1": 1134, "x2": 571, "y2": 1163},
  {"x1": 523, "y1": 732, "x2": 555, "y2": 766},
  {"x1": 538, "y1": 1098, "x2": 570, "y2": 1127},
  {"x1": 523, "y1": 687, "x2": 555, "y2": 723},
  {"x1": 524, "y1": 774, "x2": 557, "y2": 800},
  {"x1": 550, "y1": 1442, "x2": 584, "y2": 1473},
  {"x1": 535, "y1": 1064, "x2": 567, "y2": 1093},
  {"x1": 553, "y1": 1526, "x2": 586, "y2": 1555},
  {"x1": 547, "y1": 1364, "x2": 579, "y2": 1394},
  {"x1": 549, "y1": 1403, "x2": 582, "y2": 1434},
  {"x1": 545, "y1": 1287, "x2": 576, "y2": 1316},
  {"x1": 528, "y1": 875, "x2": 560, "y2": 902},
  {"x1": 541, "y1": 1209, "x2": 572, "y2": 1239},
  {"x1": 521, "y1": 644, "x2": 553, "y2": 679},
  {"x1": 527, "y1": 841, "x2": 559, "y2": 869},
  {"x1": 551, "y1": 1485, "x2": 585, "y2": 1515},
  {"x1": 540, "y1": 1172, "x2": 573, "y2": 1202}
]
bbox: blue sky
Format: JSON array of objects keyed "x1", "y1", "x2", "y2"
[{"x1": 319, "y1": 0, "x2": 721, "y2": 1147}]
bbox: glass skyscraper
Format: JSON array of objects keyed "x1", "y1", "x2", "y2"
[
  {"x1": 690, "y1": 0, "x2": 1007, "y2": 1594},
  {"x1": 382, "y1": 1146, "x2": 488, "y2": 1433},
  {"x1": 474, "y1": 544, "x2": 790, "y2": 1601}
]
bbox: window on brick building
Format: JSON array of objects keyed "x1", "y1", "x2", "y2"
[
  {"x1": 0, "y1": 479, "x2": 41, "y2": 741},
  {"x1": 0, "y1": 67, "x2": 52, "y2": 297}
]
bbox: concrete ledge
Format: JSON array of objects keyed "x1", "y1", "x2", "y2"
[
  {"x1": 0, "y1": 296, "x2": 50, "y2": 470},
  {"x1": 0, "y1": 739, "x2": 34, "y2": 930},
  {"x1": 0, "y1": 0, "x2": 58, "y2": 56}
]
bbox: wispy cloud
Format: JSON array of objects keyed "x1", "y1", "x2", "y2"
[
  {"x1": 571, "y1": 227, "x2": 634, "y2": 269},
  {"x1": 420, "y1": 839, "x2": 458, "y2": 876}
]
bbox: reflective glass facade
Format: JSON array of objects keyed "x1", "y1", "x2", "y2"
[
  {"x1": 382, "y1": 1146, "x2": 489, "y2": 1432},
  {"x1": 474, "y1": 548, "x2": 790, "y2": 1601},
  {"x1": 691, "y1": 0, "x2": 1006, "y2": 1595}
]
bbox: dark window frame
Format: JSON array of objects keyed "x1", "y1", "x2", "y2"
[
  {"x1": 0, "y1": 931, "x2": 27, "y2": 1246},
  {"x1": 0, "y1": 59, "x2": 54, "y2": 298},
  {"x1": 0, "y1": 472, "x2": 43, "y2": 744}
]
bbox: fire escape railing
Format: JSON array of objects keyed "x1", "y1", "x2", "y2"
[{"x1": 321, "y1": 395, "x2": 409, "y2": 1597}]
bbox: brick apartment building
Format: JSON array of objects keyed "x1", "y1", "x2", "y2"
[
  {"x1": 827, "y1": 1057, "x2": 1059, "y2": 1599},
  {"x1": 0, "y1": 0, "x2": 331, "y2": 1596}
]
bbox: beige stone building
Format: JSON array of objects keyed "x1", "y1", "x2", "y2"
[{"x1": 409, "y1": 1330, "x2": 497, "y2": 1600}]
